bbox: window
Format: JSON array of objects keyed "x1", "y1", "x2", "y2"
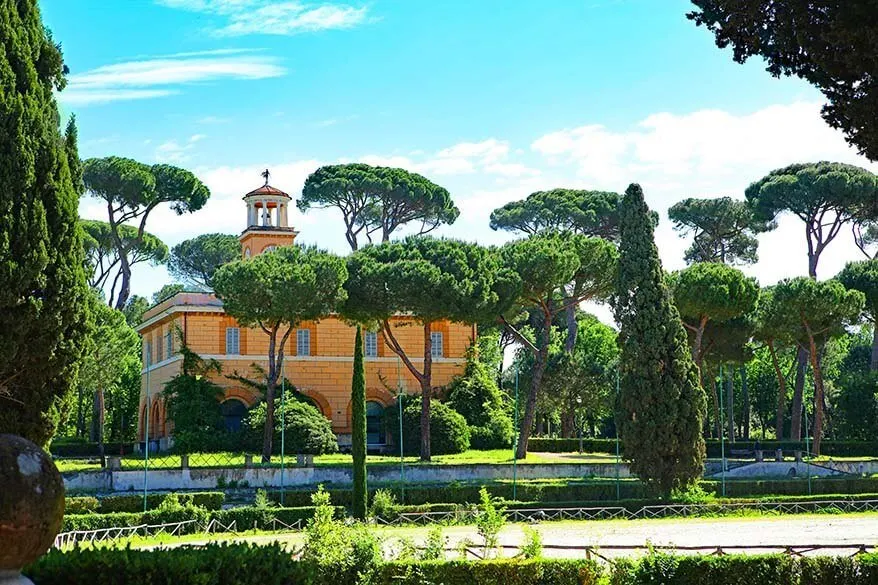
[
  {"x1": 221, "y1": 399, "x2": 247, "y2": 433},
  {"x1": 263, "y1": 245, "x2": 277, "y2": 254},
  {"x1": 144, "y1": 341, "x2": 152, "y2": 366},
  {"x1": 366, "y1": 401, "x2": 385, "y2": 445},
  {"x1": 430, "y1": 331, "x2": 444, "y2": 358},
  {"x1": 297, "y1": 328, "x2": 311, "y2": 356},
  {"x1": 155, "y1": 332, "x2": 164, "y2": 362},
  {"x1": 226, "y1": 327, "x2": 240, "y2": 355},
  {"x1": 364, "y1": 331, "x2": 378, "y2": 358},
  {"x1": 165, "y1": 331, "x2": 173, "y2": 358}
]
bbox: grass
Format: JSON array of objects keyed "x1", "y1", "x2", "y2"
[{"x1": 54, "y1": 449, "x2": 620, "y2": 473}]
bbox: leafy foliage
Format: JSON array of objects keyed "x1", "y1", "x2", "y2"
[
  {"x1": 614, "y1": 184, "x2": 706, "y2": 495},
  {"x1": 83, "y1": 156, "x2": 210, "y2": 309},
  {"x1": 386, "y1": 398, "x2": 471, "y2": 456},
  {"x1": 500, "y1": 232, "x2": 618, "y2": 457},
  {"x1": 0, "y1": 1, "x2": 90, "y2": 445},
  {"x1": 245, "y1": 392, "x2": 338, "y2": 455},
  {"x1": 214, "y1": 244, "x2": 347, "y2": 461},
  {"x1": 162, "y1": 374, "x2": 225, "y2": 453},
  {"x1": 447, "y1": 345, "x2": 513, "y2": 449},
  {"x1": 152, "y1": 283, "x2": 185, "y2": 305},
  {"x1": 490, "y1": 189, "x2": 626, "y2": 239},
  {"x1": 771, "y1": 277, "x2": 865, "y2": 453},
  {"x1": 689, "y1": 1, "x2": 878, "y2": 160},
  {"x1": 837, "y1": 259, "x2": 878, "y2": 370},
  {"x1": 668, "y1": 196, "x2": 773, "y2": 264},
  {"x1": 300, "y1": 163, "x2": 459, "y2": 250},
  {"x1": 745, "y1": 162, "x2": 878, "y2": 277},
  {"x1": 344, "y1": 236, "x2": 509, "y2": 460},
  {"x1": 475, "y1": 487, "x2": 506, "y2": 559},
  {"x1": 169, "y1": 233, "x2": 240, "y2": 289},
  {"x1": 80, "y1": 219, "x2": 168, "y2": 305}
]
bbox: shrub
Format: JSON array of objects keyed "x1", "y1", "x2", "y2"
[
  {"x1": 65, "y1": 496, "x2": 99, "y2": 515},
  {"x1": 50, "y1": 441, "x2": 135, "y2": 458},
  {"x1": 421, "y1": 527, "x2": 446, "y2": 561},
  {"x1": 475, "y1": 487, "x2": 506, "y2": 559},
  {"x1": 519, "y1": 527, "x2": 543, "y2": 560},
  {"x1": 370, "y1": 488, "x2": 398, "y2": 519},
  {"x1": 300, "y1": 487, "x2": 382, "y2": 584},
  {"x1": 162, "y1": 373, "x2": 226, "y2": 453},
  {"x1": 386, "y1": 399, "x2": 470, "y2": 456},
  {"x1": 447, "y1": 347, "x2": 513, "y2": 449},
  {"x1": 95, "y1": 492, "x2": 224, "y2": 514},
  {"x1": 245, "y1": 394, "x2": 338, "y2": 455},
  {"x1": 372, "y1": 560, "x2": 604, "y2": 585}
]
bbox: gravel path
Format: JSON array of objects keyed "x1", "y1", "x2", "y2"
[{"x1": 141, "y1": 514, "x2": 878, "y2": 558}]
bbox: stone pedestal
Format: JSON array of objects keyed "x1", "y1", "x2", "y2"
[
  {"x1": 755, "y1": 450, "x2": 763, "y2": 462},
  {"x1": 795, "y1": 450, "x2": 803, "y2": 463},
  {"x1": 244, "y1": 454, "x2": 254, "y2": 468},
  {"x1": 0, "y1": 434, "x2": 65, "y2": 585},
  {"x1": 107, "y1": 456, "x2": 121, "y2": 470},
  {"x1": 775, "y1": 448, "x2": 784, "y2": 462},
  {"x1": 180, "y1": 454, "x2": 189, "y2": 470}
]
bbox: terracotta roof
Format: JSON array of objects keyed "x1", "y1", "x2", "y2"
[{"x1": 243, "y1": 184, "x2": 290, "y2": 198}]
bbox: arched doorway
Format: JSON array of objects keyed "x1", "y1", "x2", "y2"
[
  {"x1": 366, "y1": 401, "x2": 385, "y2": 446},
  {"x1": 221, "y1": 398, "x2": 248, "y2": 433}
]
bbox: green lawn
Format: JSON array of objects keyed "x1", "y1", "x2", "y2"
[{"x1": 54, "y1": 449, "x2": 622, "y2": 473}]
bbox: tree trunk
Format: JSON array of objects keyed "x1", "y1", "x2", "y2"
[
  {"x1": 807, "y1": 333, "x2": 825, "y2": 455},
  {"x1": 790, "y1": 347, "x2": 807, "y2": 440},
  {"x1": 740, "y1": 365, "x2": 750, "y2": 440},
  {"x1": 113, "y1": 252, "x2": 132, "y2": 310},
  {"x1": 516, "y1": 315, "x2": 551, "y2": 459},
  {"x1": 871, "y1": 324, "x2": 878, "y2": 371},
  {"x1": 564, "y1": 297, "x2": 577, "y2": 353},
  {"x1": 561, "y1": 410, "x2": 575, "y2": 438},
  {"x1": 768, "y1": 342, "x2": 787, "y2": 440},
  {"x1": 725, "y1": 369, "x2": 735, "y2": 443},
  {"x1": 420, "y1": 322, "x2": 433, "y2": 462}
]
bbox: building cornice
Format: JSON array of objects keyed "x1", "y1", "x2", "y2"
[{"x1": 136, "y1": 305, "x2": 225, "y2": 333}]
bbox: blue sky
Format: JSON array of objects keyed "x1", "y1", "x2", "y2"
[{"x1": 42, "y1": 0, "x2": 878, "y2": 310}]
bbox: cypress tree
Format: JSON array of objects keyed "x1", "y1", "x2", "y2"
[
  {"x1": 351, "y1": 324, "x2": 368, "y2": 519},
  {"x1": 0, "y1": 1, "x2": 90, "y2": 446},
  {"x1": 614, "y1": 184, "x2": 706, "y2": 495}
]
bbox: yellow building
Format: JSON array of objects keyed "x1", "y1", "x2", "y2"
[{"x1": 136, "y1": 178, "x2": 473, "y2": 450}]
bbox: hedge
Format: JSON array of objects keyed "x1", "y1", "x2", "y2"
[
  {"x1": 25, "y1": 546, "x2": 878, "y2": 585},
  {"x1": 60, "y1": 505, "x2": 329, "y2": 533},
  {"x1": 65, "y1": 496, "x2": 99, "y2": 514},
  {"x1": 92, "y1": 491, "x2": 224, "y2": 513},
  {"x1": 526, "y1": 437, "x2": 878, "y2": 457},
  {"x1": 50, "y1": 441, "x2": 136, "y2": 458}
]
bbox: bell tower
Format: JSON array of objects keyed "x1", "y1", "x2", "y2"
[{"x1": 239, "y1": 169, "x2": 299, "y2": 258}]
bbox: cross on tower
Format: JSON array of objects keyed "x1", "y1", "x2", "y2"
[{"x1": 261, "y1": 168, "x2": 270, "y2": 186}]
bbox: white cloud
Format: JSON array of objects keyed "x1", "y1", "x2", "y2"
[
  {"x1": 156, "y1": 0, "x2": 369, "y2": 36},
  {"x1": 61, "y1": 53, "x2": 285, "y2": 106},
  {"x1": 483, "y1": 163, "x2": 542, "y2": 178},
  {"x1": 154, "y1": 134, "x2": 208, "y2": 163},
  {"x1": 437, "y1": 139, "x2": 510, "y2": 164}
]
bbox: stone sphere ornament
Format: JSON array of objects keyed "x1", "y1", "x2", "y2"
[{"x1": 0, "y1": 434, "x2": 65, "y2": 585}]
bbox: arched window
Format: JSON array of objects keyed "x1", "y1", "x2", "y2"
[
  {"x1": 366, "y1": 401, "x2": 385, "y2": 446},
  {"x1": 221, "y1": 399, "x2": 248, "y2": 433}
]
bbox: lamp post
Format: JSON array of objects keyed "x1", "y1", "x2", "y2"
[
  {"x1": 719, "y1": 364, "x2": 726, "y2": 498},
  {"x1": 397, "y1": 357, "x2": 405, "y2": 504},
  {"x1": 143, "y1": 344, "x2": 151, "y2": 513},
  {"x1": 280, "y1": 374, "x2": 286, "y2": 506},
  {"x1": 512, "y1": 365, "x2": 519, "y2": 502}
]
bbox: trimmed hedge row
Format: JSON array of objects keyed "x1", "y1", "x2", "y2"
[
  {"x1": 526, "y1": 437, "x2": 878, "y2": 457},
  {"x1": 60, "y1": 505, "x2": 335, "y2": 533},
  {"x1": 24, "y1": 545, "x2": 878, "y2": 585},
  {"x1": 269, "y1": 476, "x2": 878, "y2": 509},
  {"x1": 64, "y1": 492, "x2": 224, "y2": 515},
  {"x1": 50, "y1": 442, "x2": 136, "y2": 458}
]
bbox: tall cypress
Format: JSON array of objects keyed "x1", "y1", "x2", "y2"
[
  {"x1": 614, "y1": 184, "x2": 705, "y2": 495},
  {"x1": 0, "y1": 1, "x2": 90, "y2": 446},
  {"x1": 351, "y1": 325, "x2": 368, "y2": 519}
]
